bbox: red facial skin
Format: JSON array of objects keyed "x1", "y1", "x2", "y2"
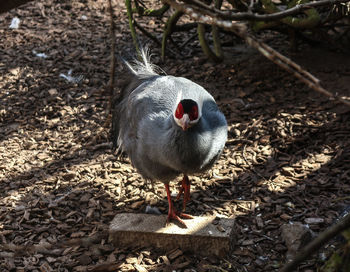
[
  {"x1": 175, "y1": 102, "x2": 198, "y2": 121},
  {"x1": 175, "y1": 102, "x2": 184, "y2": 119}
]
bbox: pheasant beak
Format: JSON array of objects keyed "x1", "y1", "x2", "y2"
[{"x1": 180, "y1": 114, "x2": 191, "y2": 131}]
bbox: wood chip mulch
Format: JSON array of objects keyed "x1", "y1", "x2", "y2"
[{"x1": 1, "y1": 0, "x2": 350, "y2": 271}]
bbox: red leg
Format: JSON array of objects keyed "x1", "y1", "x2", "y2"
[
  {"x1": 176, "y1": 175, "x2": 191, "y2": 211},
  {"x1": 182, "y1": 175, "x2": 191, "y2": 211},
  {"x1": 165, "y1": 184, "x2": 192, "y2": 227},
  {"x1": 176, "y1": 183, "x2": 184, "y2": 201}
]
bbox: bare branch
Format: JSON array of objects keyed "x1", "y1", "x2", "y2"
[
  {"x1": 211, "y1": 0, "x2": 224, "y2": 59},
  {"x1": 163, "y1": 0, "x2": 350, "y2": 108},
  {"x1": 162, "y1": 10, "x2": 184, "y2": 60},
  {"x1": 244, "y1": 36, "x2": 350, "y2": 107},
  {"x1": 180, "y1": 0, "x2": 350, "y2": 22},
  {"x1": 198, "y1": 23, "x2": 222, "y2": 62},
  {"x1": 134, "y1": 21, "x2": 162, "y2": 45},
  {"x1": 162, "y1": 0, "x2": 247, "y2": 35},
  {"x1": 133, "y1": 3, "x2": 170, "y2": 16}
]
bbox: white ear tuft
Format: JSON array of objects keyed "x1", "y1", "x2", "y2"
[{"x1": 124, "y1": 47, "x2": 166, "y2": 78}]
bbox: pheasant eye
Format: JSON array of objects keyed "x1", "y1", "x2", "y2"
[
  {"x1": 175, "y1": 103, "x2": 184, "y2": 119},
  {"x1": 189, "y1": 105, "x2": 198, "y2": 121}
]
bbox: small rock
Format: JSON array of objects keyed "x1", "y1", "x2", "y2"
[
  {"x1": 281, "y1": 222, "x2": 315, "y2": 261},
  {"x1": 145, "y1": 205, "x2": 161, "y2": 215}
]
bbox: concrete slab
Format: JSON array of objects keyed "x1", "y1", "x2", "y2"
[{"x1": 109, "y1": 213, "x2": 235, "y2": 256}]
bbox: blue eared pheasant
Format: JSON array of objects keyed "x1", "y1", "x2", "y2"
[{"x1": 112, "y1": 50, "x2": 227, "y2": 226}]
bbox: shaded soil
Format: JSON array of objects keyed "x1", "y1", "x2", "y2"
[{"x1": 1, "y1": 0, "x2": 350, "y2": 271}]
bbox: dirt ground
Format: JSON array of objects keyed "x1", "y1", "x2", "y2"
[{"x1": 1, "y1": 0, "x2": 350, "y2": 271}]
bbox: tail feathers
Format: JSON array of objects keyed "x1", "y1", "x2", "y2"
[
  {"x1": 123, "y1": 47, "x2": 164, "y2": 78},
  {"x1": 111, "y1": 47, "x2": 163, "y2": 153}
]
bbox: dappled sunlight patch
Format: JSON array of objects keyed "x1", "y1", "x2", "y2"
[{"x1": 263, "y1": 149, "x2": 334, "y2": 193}]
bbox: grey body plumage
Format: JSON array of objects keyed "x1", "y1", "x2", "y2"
[{"x1": 111, "y1": 50, "x2": 227, "y2": 184}]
